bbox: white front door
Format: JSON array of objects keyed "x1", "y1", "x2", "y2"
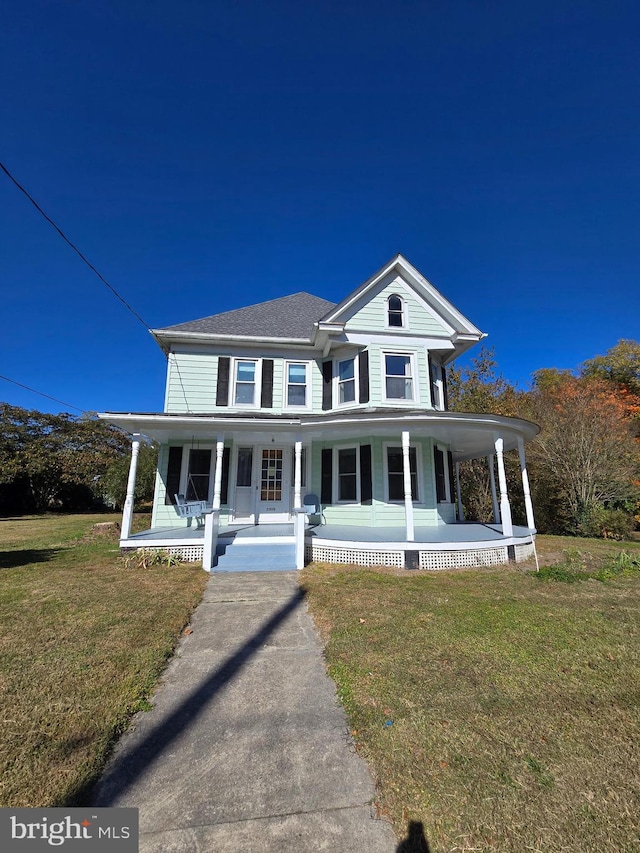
[{"x1": 256, "y1": 446, "x2": 291, "y2": 523}]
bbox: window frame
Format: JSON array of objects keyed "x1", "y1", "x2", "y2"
[
  {"x1": 383, "y1": 442, "x2": 422, "y2": 504},
  {"x1": 334, "y1": 356, "x2": 359, "y2": 407},
  {"x1": 382, "y1": 351, "x2": 417, "y2": 403},
  {"x1": 232, "y1": 358, "x2": 262, "y2": 407},
  {"x1": 333, "y1": 444, "x2": 361, "y2": 504},
  {"x1": 284, "y1": 360, "x2": 311, "y2": 410},
  {"x1": 386, "y1": 293, "x2": 406, "y2": 329},
  {"x1": 430, "y1": 358, "x2": 444, "y2": 410}
]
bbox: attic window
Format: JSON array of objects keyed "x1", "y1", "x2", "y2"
[{"x1": 387, "y1": 294, "x2": 405, "y2": 327}]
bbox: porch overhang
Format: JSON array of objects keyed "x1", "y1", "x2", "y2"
[{"x1": 98, "y1": 409, "x2": 539, "y2": 461}]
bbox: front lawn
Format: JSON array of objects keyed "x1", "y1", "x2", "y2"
[
  {"x1": 0, "y1": 513, "x2": 207, "y2": 807},
  {"x1": 302, "y1": 536, "x2": 640, "y2": 852}
]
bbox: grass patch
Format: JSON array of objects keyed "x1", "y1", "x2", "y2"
[
  {"x1": 302, "y1": 534, "x2": 640, "y2": 852},
  {"x1": 0, "y1": 513, "x2": 207, "y2": 807}
]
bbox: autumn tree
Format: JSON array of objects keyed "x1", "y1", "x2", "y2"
[{"x1": 527, "y1": 375, "x2": 639, "y2": 536}]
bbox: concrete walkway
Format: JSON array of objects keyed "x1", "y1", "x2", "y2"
[{"x1": 93, "y1": 571, "x2": 398, "y2": 852}]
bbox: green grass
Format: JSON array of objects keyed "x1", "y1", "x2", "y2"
[
  {"x1": 302, "y1": 535, "x2": 640, "y2": 853},
  {"x1": 0, "y1": 513, "x2": 207, "y2": 807}
]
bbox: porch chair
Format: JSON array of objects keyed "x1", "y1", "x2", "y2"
[
  {"x1": 303, "y1": 493, "x2": 324, "y2": 526},
  {"x1": 174, "y1": 494, "x2": 208, "y2": 528}
]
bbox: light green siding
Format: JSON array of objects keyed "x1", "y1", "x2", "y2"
[
  {"x1": 165, "y1": 349, "x2": 320, "y2": 414},
  {"x1": 366, "y1": 345, "x2": 431, "y2": 408},
  {"x1": 309, "y1": 435, "x2": 452, "y2": 528},
  {"x1": 343, "y1": 277, "x2": 450, "y2": 336}
]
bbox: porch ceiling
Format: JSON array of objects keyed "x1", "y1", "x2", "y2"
[{"x1": 99, "y1": 409, "x2": 539, "y2": 460}]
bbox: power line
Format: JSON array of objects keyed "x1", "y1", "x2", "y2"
[
  {"x1": 0, "y1": 373, "x2": 85, "y2": 413},
  {"x1": 0, "y1": 160, "x2": 151, "y2": 331}
]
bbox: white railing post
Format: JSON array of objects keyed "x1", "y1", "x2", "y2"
[
  {"x1": 294, "y1": 508, "x2": 306, "y2": 569},
  {"x1": 202, "y1": 509, "x2": 220, "y2": 572},
  {"x1": 488, "y1": 454, "x2": 500, "y2": 523},
  {"x1": 294, "y1": 440, "x2": 302, "y2": 509},
  {"x1": 402, "y1": 430, "x2": 415, "y2": 542},
  {"x1": 494, "y1": 437, "x2": 513, "y2": 537},
  {"x1": 212, "y1": 437, "x2": 225, "y2": 510},
  {"x1": 455, "y1": 461, "x2": 464, "y2": 521},
  {"x1": 517, "y1": 436, "x2": 536, "y2": 531},
  {"x1": 121, "y1": 433, "x2": 141, "y2": 540}
]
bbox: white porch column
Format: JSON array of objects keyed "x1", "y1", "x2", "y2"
[
  {"x1": 202, "y1": 509, "x2": 220, "y2": 572},
  {"x1": 402, "y1": 430, "x2": 415, "y2": 542},
  {"x1": 294, "y1": 439, "x2": 303, "y2": 510},
  {"x1": 121, "y1": 433, "x2": 141, "y2": 540},
  {"x1": 455, "y1": 461, "x2": 464, "y2": 521},
  {"x1": 488, "y1": 454, "x2": 500, "y2": 523},
  {"x1": 517, "y1": 436, "x2": 536, "y2": 531},
  {"x1": 212, "y1": 436, "x2": 225, "y2": 510},
  {"x1": 494, "y1": 437, "x2": 513, "y2": 537}
]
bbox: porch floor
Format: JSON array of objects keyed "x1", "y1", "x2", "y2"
[{"x1": 123, "y1": 521, "x2": 533, "y2": 546}]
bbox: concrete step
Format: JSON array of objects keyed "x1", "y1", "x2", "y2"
[{"x1": 214, "y1": 540, "x2": 297, "y2": 572}]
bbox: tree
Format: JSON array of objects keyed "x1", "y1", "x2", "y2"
[
  {"x1": 99, "y1": 442, "x2": 158, "y2": 510},
  {"x1": 527, "y1": 375, "x2": 639, "y2": 534},
  {"x1": 581, "y1": 339, "x2": 640, "y2": 398},
  {"x1": 448, "y1": 349, "x2": 525, "y2": 523},
  {"x1": 0, "y1": 404, "x2": 135, "y2": 513}
]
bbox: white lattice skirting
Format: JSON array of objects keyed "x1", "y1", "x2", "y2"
[
  {"x1": 121, "y1": 539, "x2": 536, "y2": 570},
  {"x1": 306, "y1": 540, "x2": 535, "y2": 570}
]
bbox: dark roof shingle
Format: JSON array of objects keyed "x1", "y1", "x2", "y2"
[{"x1": 159, "y1": 292, "x2": 336, "y2": 340}]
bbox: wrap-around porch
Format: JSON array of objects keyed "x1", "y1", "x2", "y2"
[{"x1": 113, "y1": 409, "x2": 539, "y2": 571}]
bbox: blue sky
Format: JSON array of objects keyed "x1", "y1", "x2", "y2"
[{"x1": 2, "y1": 0, "x2": 639, "y2": 415}]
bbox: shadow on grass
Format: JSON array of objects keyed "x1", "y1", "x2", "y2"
[
  {"x1": 0, "y1": 548, "x2": 64, "y2": 569},
  {"x1": 83, "y1": 585, "x2": 306, "y2": 807},
  {"x1": 397, "y1": 820, "x2": 431, "y2": 852}
]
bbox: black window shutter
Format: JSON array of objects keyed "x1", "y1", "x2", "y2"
[
  {"x1": 360, "y1": 444, "x2": 372, "y2": 504},
  {"x1": 321, "y1": 448, "x2": 333, "y2": 504},
  {"x1": 220, "y1": 447, "x2": 231, "y2": 505},
  {"x1": 447, "y1": 450, "x2": 455, "y2": 504},
  {"x1": 261, "y1": 359, "x2": 274, "y2": 408},
  {"x1": 428, "y1": 353, "x2": 437, "y2": 408},
  {"x1": 164, "y1": 446, "x2": 183, "y2": 505},
  {"x1": 434, "y1": 447, "x2": 446, "y2": 502},
  {"x1": 322, "y1": 361, "x2": 333, "y2": 410},
  {"x1": 442, "y1": 366, "x2": 449, "y2": 411},
  {"x1": 216, "y1": 357, "x2": 230, "y2": 406},
  {"x1": 358, "y1": 351, "x2": 370, "y2": 404}
]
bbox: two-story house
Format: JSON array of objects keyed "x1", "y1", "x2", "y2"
[{"x1": 101, "y1": 254, "x2": 539, "y2": 570}]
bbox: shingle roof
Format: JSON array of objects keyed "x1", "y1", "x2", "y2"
[{"x1": 159, "y1": 292, "x2": 337, "y2": 340}]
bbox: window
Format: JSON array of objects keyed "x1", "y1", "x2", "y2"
[
  {"x1": 338, "y1": 358, "x2": 356, "y2": 404},
  {"x1": 386, "y1": 446, "x2": 418, "y2": 501},
  {"x1": 337, "y1": 447, "x2": 358, "y2": 502},
  {"x1": 430, "y1": 358, "x2": 444, "y2": 410},
  {"x1": 186, "y1": 449, "x2": 212, "y2": 501},
  {"x1": 234, "y1": 360, "x2": 257, "y2": 405},
  {"x1": 384, "y1": 353, "x2": 414, "y2": 400},
  {"x1": 387, "y1": 294, "x2": 405, "y2": 327},
  {"x1": 286, "y1": 362, "x2": 308, "y2": 407}
]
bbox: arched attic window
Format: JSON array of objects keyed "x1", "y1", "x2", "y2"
[{"x1": 387, "y1": 294, "x2": 405, "y2": 327}]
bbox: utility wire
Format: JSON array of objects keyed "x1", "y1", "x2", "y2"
[
  {"x1": 0, "y1": 373, "x2": 85, "y2": 413},
  {"x1": 0, "y1": 160, "x2": 151, "y2": 331}
]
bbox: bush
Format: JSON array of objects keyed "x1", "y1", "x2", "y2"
[{"x1": 576, "y1": 503, "x2": 635, "y2": 540}]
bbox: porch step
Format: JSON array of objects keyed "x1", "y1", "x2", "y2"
[{"x1": 214, "y1": 540, "x2": 297, "y2": 572}]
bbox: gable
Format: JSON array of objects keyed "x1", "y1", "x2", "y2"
[
  {"x1": 320, "y1": 254, "x2": 484, "y2": 341},
  {"x1": 342, "y1": 274, "x2": 453, "y2": 336}
]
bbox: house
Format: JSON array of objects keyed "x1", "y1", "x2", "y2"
[{"x1": 100, "y1": 254, "x2": 539, "y2": 571}]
